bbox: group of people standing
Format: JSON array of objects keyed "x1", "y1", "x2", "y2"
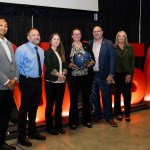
[{"x1": 0, "y1": 16, "x2": 134, "y2": 150}]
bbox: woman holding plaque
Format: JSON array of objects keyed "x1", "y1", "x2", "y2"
[
  {"x1": 65, "y1": 28, "x2": 95, "y2": 130},
  {"x1": 45, "y1": 33, "x2": 67, "y2": 135}
]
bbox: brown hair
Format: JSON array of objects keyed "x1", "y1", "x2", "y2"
[
  {"x1": 27, "y1": 28, "x2": 39, "y2": 36},
  {"x1": 71, "y1": 28, "x2": 82, "y2": 35},
  {"x1": 49, "y1": 33, "x2": 65, "y2": 62}
]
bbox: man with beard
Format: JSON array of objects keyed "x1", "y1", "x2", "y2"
[{"x1": 15, "y1": 28, "x2": 46, "y2": 147}]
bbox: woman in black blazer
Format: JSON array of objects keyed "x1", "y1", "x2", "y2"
[
  {"x1": 44, "y1": 33, "x2": 67, "y2": 135},
  {"x1": 65, "y1": 28, "x2": 95, "y2": 130}
]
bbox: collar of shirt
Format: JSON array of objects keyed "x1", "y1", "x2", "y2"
[
  {"x1": 0, "y1": 37, "x2": 8, "y2": 43},
  {"x1": 93, "y1": 38, "x2": 103, "y2": 45},
  {"x1": 28, "y1": 41, "x2": 38, "y2": 50}
]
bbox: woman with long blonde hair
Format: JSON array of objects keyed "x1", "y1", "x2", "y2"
[{"x1": 114, "y1": 31, "x2": 135, "y2": 122}]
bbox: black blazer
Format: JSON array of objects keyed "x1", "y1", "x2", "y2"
[{"x1": 44, "y1": 48, "x2": 67, "y2": 82}]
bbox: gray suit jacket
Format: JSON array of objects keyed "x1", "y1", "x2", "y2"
[{"x1": 0, "y1": 40, "x2": 18, "y2": 90}]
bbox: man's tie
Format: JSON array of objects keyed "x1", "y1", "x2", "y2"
[{"x1": 34, "y1": 47, "x2": 42, "y2": 76}]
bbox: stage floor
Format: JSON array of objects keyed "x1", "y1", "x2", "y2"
[{"x1": 6, "y1": 108, "x2": 150, "y2": 150}]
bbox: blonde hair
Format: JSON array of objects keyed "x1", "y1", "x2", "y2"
[{"x1": 115, "y1": 31, "x2": 129, "y2": 45}]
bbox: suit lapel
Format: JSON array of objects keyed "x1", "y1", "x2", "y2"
[
  {"x1": 99, "y1": 39, "x2": 105, "y2": 58},
  {"x1": 7, "y1": 41, "x2": 14, "y2": 61},
  {"x1": 0, "y1": 41, "x2": 13, "y2": 63}
]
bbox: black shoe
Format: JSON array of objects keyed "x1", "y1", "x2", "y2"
[
  {"x1": 83, "y1": 123, "x2": 92, "y2": 128},
  {"x1": 117, "y1": 115, "x2": 123, "y2": 121},
  {"x1": 47, "y1": 129, "x2": 59, "y2": 135},
  {"x1": 70, "y1": 125, "x2": 77, "y2": 130},
  {"x1": 28, "y1": 132, "x2": 46, "y2": 140},
  {"x1": 0, "y1": 142, "x2": 16, "y2": 150},
  {"x1": 57, "y1": 128, "x2": 65, "y2": 134},
  {"x1": 92, "y1": 116, "x2": 101, "y2": 123},
  {"x1": 125, "y1": 117, "x2": 131, "y2": 122},
  {"x1": 17, "y1": 137, "x2": 32, "y2": 147}
]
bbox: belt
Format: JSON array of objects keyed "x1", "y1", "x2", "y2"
[{"x1": 20, "y1": 74, "x2": 41, "y2": 80}]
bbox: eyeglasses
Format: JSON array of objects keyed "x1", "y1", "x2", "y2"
[
  {"x1": 72, "y1": 34, "x2": 81, "y2": 36},
  {"x1": 93, "y1": 30, "x2": 102, "y2": 33}
]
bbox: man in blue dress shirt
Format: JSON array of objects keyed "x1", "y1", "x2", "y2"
[{"x1": 15, "y1": 28, "x2": 46, "y2": 147}]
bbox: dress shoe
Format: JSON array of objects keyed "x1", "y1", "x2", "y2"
[
  {"x1": 106, "y1": 119, "x2": 118, "y2": 127},
  {"x1": 117, "y1": 115, "x2": 123, "y2": 121},
  {"x1": 28, "y1": 132, "x2": 46, "y2": 140},
  {"x1": 92, "y1": 116, "x2": 101, "y2": 123},
  {"x1": 125, "y1": 117, "x2": 131, "y2": 122},
  {"x1": 83, "y1": 123, "x2": 93, "y2": 128},
  {"x1": 0, "y1": 142, "x2": 16, "y2": 150},
  {"x1": 70, "y1": 125, "x2": 77, "y2": 130},
  {"x1": 57, "y1": 128, "x2": 65, "y2": 134},
  {"x1": 47, "y1": 129, "x2": 59, "y2": 135},
  {"x1": 17, "y1": 137, "x2": 32, "y2": 147}
]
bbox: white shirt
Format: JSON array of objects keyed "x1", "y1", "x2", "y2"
[
  {"x1": 0, "y1": 37, "x2": 12, "y2": 62},
  {"x1": 53, "y1": 50, "x2": 65, "y2": 83},
  {"x1": 92, "y1": 39, "x2": 102, "y2": 71}
]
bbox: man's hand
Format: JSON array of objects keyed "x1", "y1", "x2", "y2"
[
  {"x1": 87, "y1": 60, "x2": 95, "y2": 68},
  {"x1": 6, "y1": 78, "x2": 17, "y2": 90},
  {"x1": 106, "y1": 74, "x2": 115, "y2": 84}
]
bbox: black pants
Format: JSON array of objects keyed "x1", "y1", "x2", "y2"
[
  {"x1": 114, "y1": 72, "x2": 132, "y2": 117},
  {"x1": 18, "y1": 75, "x2": 42, "y2": 138},
  {"x1": 0, "y1": 90, "x2": 14, "y2": 145},
  {"x1": 45, "y1": 81, "x2": 65, "y2": 131},
  {"x1": 68, "y1": 75, "x2": 92, "y2": 126}
]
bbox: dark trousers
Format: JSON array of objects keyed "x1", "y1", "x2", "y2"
[
  {"x1": 114, "y1": 72, "x2": 132, "y2": 117},
  {"x1": 0, "y1": 90, "x2": 14, "y2": 145},
  {"x1": 91, "y1": 72, "x2": 113, "y2": 120},
  {"x1": 45, "y1": 81, "x2": 65, "y2": 131},
  {"x1": 18, "y1": 75, "x2": 42, "y2": 138},
  {"x1": 68, "y1": 75, "x2": 92, "y2": 126}
]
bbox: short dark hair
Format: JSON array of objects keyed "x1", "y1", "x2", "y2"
[
  {"x1": 0, "y1": 17, "x2": 8, "y2": 25},
  {"x1": 71, "y1": 28, "x2": 82, "y2": 35},
  {"x1": 27, "y1": 28, "x2": 39, "y2": 36}
]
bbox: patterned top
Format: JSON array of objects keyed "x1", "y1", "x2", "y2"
[{"x1": 70, "y1": 43, "x2": 88, "y2": 76}]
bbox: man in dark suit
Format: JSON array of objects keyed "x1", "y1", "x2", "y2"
[
  {"x1": 89, "y1": 26, "x2": 117, "y2": 127},
  {"x1": 0, "y1": 17, "x2": 18, "y2": 150}
]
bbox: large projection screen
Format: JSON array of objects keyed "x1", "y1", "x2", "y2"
[{"x1": 0, "y1": 0, "x2": 99, "y2": 11}]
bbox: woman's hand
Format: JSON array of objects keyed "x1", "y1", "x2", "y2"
[
  {"x1": 106, "y1": 74, "x2": 115, "y2": 84},
  {"x1": 55, "y1": 72, "x2": 66, "y2": 81},
  {"x1": 125, "y1": 74, "x2": 132, "y2": 83},
  {"x1": 69, "y1": 62, "x2": 78, "y2": 69},
  {"x1": 58, "y1": 74, "x2": 66, "y2": 82}
]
